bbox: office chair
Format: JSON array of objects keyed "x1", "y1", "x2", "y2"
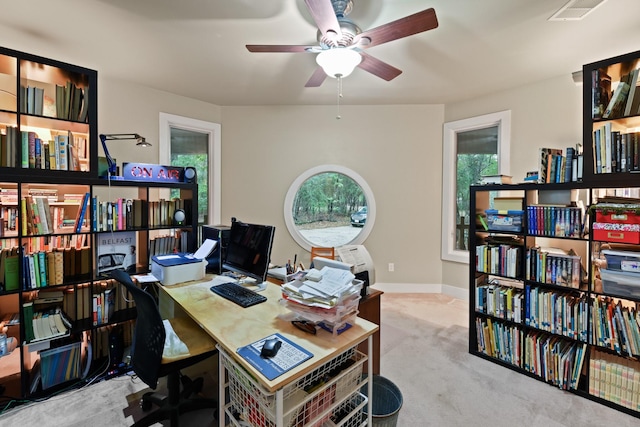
[
  {"x1": 310, "y1": 246, "x2": 335, "y2": 267},
  {"x1": 110, "y1": 270, "x2": 218, "y2": 427}
]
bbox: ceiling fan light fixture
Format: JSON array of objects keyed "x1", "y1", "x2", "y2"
[{"x1": 316, "y1": 48, "x2": 362, "y2": 78}]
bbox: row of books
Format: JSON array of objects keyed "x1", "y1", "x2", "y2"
[
  {"x1": 526, "y1": 205, "x2": 583, "y2": 238},
  {"x1": 20, "y1": 192, "x2": 89, "y2": 236},
  {"x1": 0, "y1": 206, "x2": 19, "y2": 235},
  {"x1": 22, "y1": 246, "x2": 91, "y2": 290},
  {"x1": 590, "y1": 349, "x2": 640, "y2": 411},
  {"x1": 475, "y1": 283, "x2": 524, "y2": 323},
  {"x1": 22, "y1": 250, "x2": 64, "y2": 289},
  {"x1": 537, "y1": 147, "x2": 582, "y2": 184},
  {"x1": 475, "y1": 317, "x2": 522, "y2": 367},
  {"x1": 0, "y1": 127, "x2": 19, "y2": 168},
  {"x1": 592, "y1": 297, "x2": 640, "y2": 357},
  {"x1": 92, "y1": 287, "x2": 116, "y2": 326},
  {"x1": 475, "y1": 244, "x2": 521, "y2": 278},
  {"x1": 23, "y1": 131, "x2": 87, "y2": 172},
  {"x1": 0, "y1": 128, "x2": 87, "y2": 171},
  {"x1": 39, "y1": 341, "x2": 82, "y2": 390},
  {"x1": 92, "y1": 197, "x2": 192, "y2": 232},
  {"x1": 149, "y1": 232, "x2": 188, "y2": 259},
  {"x1": 44, "y1": 281, "x2": 134, "y2": 326},
  {"x1": 524, "y1": 286, "x2": 587, "y2": 341},
  {"x1": 21, "y1": 304, "x2": 72, "y2": 343},
  {"x1": 525, "y1": 247, "x2": 582, "y2": 289},
  {"x1": 592, "y1": 124, "x2": 640, "y2": 174},
  {"x1": 19, "y1": 82, "x2": 89, "y2": 123},
  {"x1": 91, "y1": 323, "x2": 133, "y2": 361},
  {"x1": 523, "y1": 332, "x2": 587, "y2": 391}
]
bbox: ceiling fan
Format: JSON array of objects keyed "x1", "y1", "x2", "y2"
[{"x1": 246, "y1": 0, "x2": 438, "y2": 87}]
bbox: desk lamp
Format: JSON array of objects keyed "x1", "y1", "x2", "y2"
[{"x1": 99, "y1": 133, "x2": 151, "y2": 179}]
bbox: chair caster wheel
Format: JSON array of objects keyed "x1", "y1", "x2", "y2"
[{"x1": 141, "y1": 392, "x2": 153, "y2": 411}]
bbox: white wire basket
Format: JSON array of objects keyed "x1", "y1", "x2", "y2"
[{"x1": 220, "y1": 346, "x2": 368, "y2": 427}]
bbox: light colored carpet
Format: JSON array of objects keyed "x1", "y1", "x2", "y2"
[
  {"x1": 1, "y1": 293, "x2": 639, "y2": 426},
  {"x1": 379, "y1": 294, "x2": 639, "y2": 426}
]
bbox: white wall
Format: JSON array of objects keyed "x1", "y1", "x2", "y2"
[
  {"x1": 98, "y1": 76, "x2": 222, "y2": 165},
  {"x1": 441, "y1": 74, "x2": 583, "y2": 292},
  {"x1": 220, "y1": 105, "x2": 444, "y2": 286}
]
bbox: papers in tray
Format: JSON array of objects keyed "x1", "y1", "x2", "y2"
[{"x1": 281, "y1": 266, "x2": 355, "y2": 308}]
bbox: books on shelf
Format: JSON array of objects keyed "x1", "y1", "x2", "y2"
[{"x1": 537, "y1": 147, "x2": 582, "y2": 183}]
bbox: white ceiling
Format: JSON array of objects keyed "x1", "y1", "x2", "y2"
[{"x1": 3, "y1": 0, "x2": 640, "y2": 106}]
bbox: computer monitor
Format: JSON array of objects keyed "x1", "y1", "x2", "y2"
[{"x1": 222, "y1": 219, "x2": 275, "y2": 291}]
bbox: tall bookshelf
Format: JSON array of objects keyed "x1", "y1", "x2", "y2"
[
  {"x1": 0, "y1": 46, "x2": 199, "y2": 405},
  {"x1": 469, "y1": 49, "x2": 640, "y2": 419}
]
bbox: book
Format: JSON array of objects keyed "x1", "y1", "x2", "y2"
[
  {"x1": 236, "y1": 333, "x2": 313, "y2": 381},
  {"x1": 479, "y1": 174, "x2": 512, "y2": 185},
  {"x1": 624, "y1": 68, "x2": 640, "y2": 117},
  {"x1": 603, "y1": 72, "x2": 632, "y2": 119},
  {"x1": 74, "y1": 192, "x2": 90, "y2": 233}
]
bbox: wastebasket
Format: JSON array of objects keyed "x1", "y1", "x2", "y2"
[{"x1": 360, "y1": 375, "x2": 403, "y2": 427}]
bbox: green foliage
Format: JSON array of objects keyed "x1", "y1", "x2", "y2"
[
  {"x1": 293, "y1": 172, "x2": 366, "y2": 225},
  {"x1": 170, "y1": 154, "x2": 208, "y2": 223},
  {"x1": 456, "y1": 153, "x2": 497, "y2": 217}
]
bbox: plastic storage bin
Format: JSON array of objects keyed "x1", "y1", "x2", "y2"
[
  {"x1": 602, "y1": 249, "x2": 640, "y2": 272},
  {"x1": 600, "y1": 268, "x2": 640, "y2": 298},
  {"x1": 485, "y1": 209, "x2": 524, "y2": 232}
]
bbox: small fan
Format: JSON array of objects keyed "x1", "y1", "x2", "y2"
[{"x1": 246, "y1": 0, "x2": 438, "y2": 87}]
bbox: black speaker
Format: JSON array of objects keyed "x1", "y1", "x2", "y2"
[
  {"x1": 202, "y1": 224, "x2": 231, "y2": 274},
  {"x1": 183, "y1": 166, "x2": 197, "y2": 184}
]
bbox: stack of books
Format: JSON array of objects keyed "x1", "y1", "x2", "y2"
[{"x1": 281, "y1": 266, "x2": 362, "y2": 336}]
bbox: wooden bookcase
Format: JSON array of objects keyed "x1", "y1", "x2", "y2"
[
  {"x1": 469, "y1": 49, "x2": 640, "y2": 419},
  {"x1": 0, "y1": 46, "x2": 199, "y2": 404}
]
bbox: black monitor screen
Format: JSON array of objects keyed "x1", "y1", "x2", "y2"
[{"x1": 222, "y1": 220, "x2": 275, "y2": 284}]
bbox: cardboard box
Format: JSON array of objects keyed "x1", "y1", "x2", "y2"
[
  {"x1": 593, "y1": 223, "x2": 640, "y2": 244},
  {"x1": 595, "y1": 210, "x2": 640, "y2": 225}
]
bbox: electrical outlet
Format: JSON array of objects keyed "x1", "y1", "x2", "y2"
[{"x1": 388, "y1": 263, "x2": 394, "y2": 272}]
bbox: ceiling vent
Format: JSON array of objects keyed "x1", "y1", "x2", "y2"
[{"x1": 548, "y1": 0, "x2": 607, "y2": 21}]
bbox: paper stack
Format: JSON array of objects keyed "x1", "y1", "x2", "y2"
[{"x1": 281, "y1": 266, "x2": 362, "y2": 336}]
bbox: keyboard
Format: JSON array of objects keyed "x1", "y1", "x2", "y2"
[{"x1": 210, "y1": 282, "x2": 267, "y2": 308}]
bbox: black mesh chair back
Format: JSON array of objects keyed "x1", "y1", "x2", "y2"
[{"x1": 111, "y1": 269, "x2": 165, "y2": 388}]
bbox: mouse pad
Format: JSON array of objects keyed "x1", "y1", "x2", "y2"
[{"x1": 237, "y1": 333, "x2": 313, "y2": 380}]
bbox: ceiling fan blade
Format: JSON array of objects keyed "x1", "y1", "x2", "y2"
[
  {"x1": 355, "y1": 8, "x2": 438, "y2": 49},
  {"x1": 304, "y1": 0, "x2": 342, "y2": 40},
  {"x1": 246, "y1": 45, "x2": 314, "y2": 53},
  {"x1": 305, "y1": 67, "x2": 328, "y2": 87},
  {"x1": 357, "y1": 52, "x2": 402, "y2": 81}
]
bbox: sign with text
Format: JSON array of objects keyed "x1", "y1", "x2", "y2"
[{"x1": 122, "y1": 163, "x2": 184, "y2": 183}]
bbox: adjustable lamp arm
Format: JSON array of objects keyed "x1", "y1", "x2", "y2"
[{"x1": 99, "y1": 133, "x2": 150, "y2": 176}]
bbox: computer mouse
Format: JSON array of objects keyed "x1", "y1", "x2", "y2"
[{"x1": 260, "y1": 338, "x2": 282, "y2": 358}]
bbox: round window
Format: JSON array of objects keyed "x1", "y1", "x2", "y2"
[{"x1": 284, "y1": 165, "x2": 376, "y2": 252}]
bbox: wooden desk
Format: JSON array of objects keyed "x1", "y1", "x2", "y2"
[
  {"x1": 358, "y1": 289, "x2": 383, "y2": 374},
  {"x1": 160, "y1": 277, "x2": 378, "y2": 426}
]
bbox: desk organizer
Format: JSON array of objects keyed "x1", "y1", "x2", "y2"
[{"x1": 220, "y1": 346, "x2": 368, "y2": 427}]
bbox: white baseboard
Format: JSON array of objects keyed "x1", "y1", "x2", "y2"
[{"x1": 371, "y1": 283, "x2": 468, "y2": 301}]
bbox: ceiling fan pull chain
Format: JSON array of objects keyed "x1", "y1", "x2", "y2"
[{"x1": 336, "y1": 75, "x2": 343, "y2": 119}]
